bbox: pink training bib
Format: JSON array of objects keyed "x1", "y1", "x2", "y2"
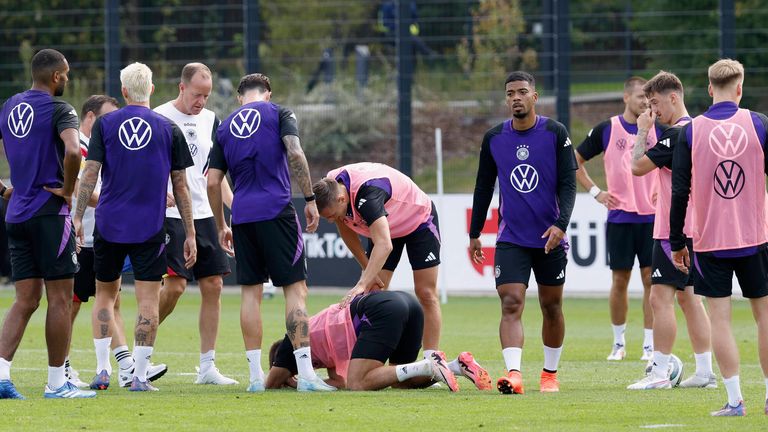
[
  {"x1": 308, "y1": 303, "x2": 358, "y2": 381},
  {"x1": 604, "y1": 116, "x2": 659, "y2": 215},
  {"x1": 328, "y1": 162, "x2": 432, "y2": 238},
  {"x1": 690, "y1": 108, "x2": 768, "y2": 251},
  {"x1": 654, "y1": 119, "x2": 694, "y2": 240}
]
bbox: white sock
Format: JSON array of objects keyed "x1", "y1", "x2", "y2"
[
  {"x1": 48, "y1": 364, "x2": 66, "y2": 390},
  {"x1": 0, "y1": 357, "x2": 10, "y2": 380},
  {"x1": 651, "y1": 351, "x2": 670, "y2": 379},
  {"x1": 722, "y1": 375, "x2": 743, "y2": 407},
  {"x1": 395, "y1": 359, "x2": 433, "y2": 382},
  {"x1": 643, "y1": 328, "x2": 654, "y2": 350},
  {"x1": 133, "y1": 346, "x2": 153, "y2": 383},
  {"x1": 694, "y1": 351, "x2": 713, "y2": 376},
  {"x1": 502, "y1": 347, "x2": 522, "y2": 372},
  {"x1": 113, "y1": 345, "x2": 134, "y2": 371},
  {"x1": 200, "y1": 350, "x2": 215, "y2": 374},
  {"x1": 423, "y1": 349, "x2": 436, "y2": 361},
  {"x1": 612, "y1": 323, "x2": 626, "y2": 346},
  {"x1": 294, "y1": 347, "x2": 318, "y2": 380},
  {"x1": 447, "y1": 358, "x2": 462, "y2": 375},
  {"x1": 94, "y1": 337, "x2": 113, "y2": 375},
  {"x1": 245, "y1": 349, "x2": 264, "y2": 382},
  {"x1": 543, "y1": 345, "x2": 562, "y2": 372}
]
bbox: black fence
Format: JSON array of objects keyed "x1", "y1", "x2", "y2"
[{"x1": 1, "y1": 0, "x2": 767, "y2": 191}]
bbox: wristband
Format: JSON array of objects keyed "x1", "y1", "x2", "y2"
[
  {"x1": 589, "y1": 185, "x2": 601, "y2": 198},
  {"x1": 304, "y1": 194, "x2": 316, "y2": 202}
]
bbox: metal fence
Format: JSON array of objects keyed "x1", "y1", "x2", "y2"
[{"x1": 1, "y1": 0, "x2": 767, "y2": 191}]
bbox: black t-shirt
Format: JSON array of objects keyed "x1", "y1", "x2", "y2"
[
  {"x1": 352, "y1": 184, "x2": 390, "y2": 226},
  {"x1": 34, "y1": 101, "x2": 80, "y2": 217},
  {"x1": 576, "y1": 120, "x2": 611, "y2": 160},
  {"x1": 645, "y1": 126, "x2": 682, "y2": 170}
]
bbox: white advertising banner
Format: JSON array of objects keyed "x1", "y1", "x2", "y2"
[{"x1": 388, "y1": 193, "x2": 649, "y2": 294}]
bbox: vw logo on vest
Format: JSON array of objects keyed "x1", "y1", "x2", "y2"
[
  {"x1": 118, "y1": 117, "x2": 153, "y2": 150},
  {"x1": 510, "y1": 164, "x2": 539, "y2": 193},
  {"x1": 230, "y1": 108, "x2": 261, "y2": 138},
  {"x1": 8, "y1": 102, "x2": 34, "y2": 138}
]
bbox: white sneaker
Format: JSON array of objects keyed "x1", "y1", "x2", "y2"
[
  {"x1": 627, "y1": 374, "x2": 671, "y2": 390},
  {"x1": 119, "y1": 363, "x2": 168, "y2": 388},
  {"x1": 641, "y1": 345, "x2": 653, "y2": 361},
  {"x1": 679, "y1": 373, "x2": 718, "y2": 388},
  {"x1": 65, "y1": 365, "x2": 88, "y2": 388},
  {"x1": 246, "y1": 378, "x2": 265, "y2": 392},
  {"x1": 194, "y1": 366, "x2": 239, "y2": 385},
  {"x1": 297, "y1": 376, "x2": 337, "y2": 392},
  {"x1": 607, "y1": 343, "x2": 626, "y2": 361}
]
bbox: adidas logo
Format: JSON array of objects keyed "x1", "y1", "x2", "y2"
[
  {"x1": 659, "y1": 138, "x2": 671, "y2": 148},
  {"x1": 299, "y1": 354, "x2": 309, "y2": 359},
  {"x1": 400, "y1": 366, "x2": 407, "y2": 374},
  {"x1": 556, "y1": 269, "x2": 564, "y2": 279},
  {"x1": 424, "y1": 252, "x2": 437, "y2": 262},
  {"x1": 652, "y1": 268, "x2": 662, "y2": 278},
  {"x1": 357, "y1": 198, "x2": 367, "y2": 209},
  {"x1": 564, "y1": 137, "x2": 572, "y2": 147}
]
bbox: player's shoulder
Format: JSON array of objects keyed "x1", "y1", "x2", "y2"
[
  {"x1": 52, "y1": 99, "x2": 77, "y2": 116},
  {"x1": 541, "y1": 116, "x2": 568, "y2": 134},
  {"x1": 482, "y1": 121, "x2": 505, "y2": 141}
]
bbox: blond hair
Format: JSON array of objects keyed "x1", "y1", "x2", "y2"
[
  {"x1": 120, "y1": 62, "x2": 153, "y2": 103},
  {"x1": 708, "y1": 59, "x2": 744, "y2": 88}
]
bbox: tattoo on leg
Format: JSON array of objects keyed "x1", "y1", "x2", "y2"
[
  {"x1": 97, "y1": 308, "x2": 110, "y2": 322},
  {"x1": 100, "y1": 324, "x2": 109, "y2": 338},
  {"x1": 137, "y1": 314, "x2": 150, "y2": 326},
  {"x1": 135, "y1": 330, "x2": 148, "y2": 344},
  {"x1": 286, "y1": 309, "x2": 310, "y2": 347}
]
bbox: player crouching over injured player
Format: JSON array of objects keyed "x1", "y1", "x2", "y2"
[{"x1": 266, "y1": 290, "x2": 491, "y2": 391}]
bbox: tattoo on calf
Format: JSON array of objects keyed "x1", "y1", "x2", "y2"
[
  {"x1": 97, "y1": 308, "x2": 110, "y2": 322},
  {"x1": 100, "y1": 324, "x2": 109, "y2": 338}
]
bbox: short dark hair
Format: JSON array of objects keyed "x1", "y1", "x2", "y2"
[
  {"x1": 80, "y1": 95, "x2": 119, "y2": 118},
  {"x1": 268, "y1": 339, "x2": 284, "y2": 370},
  {"x1": 643, "y1": 71, "x2": 684, "y2": 97},
  {"x1": 312, "y1": 178, "x2": 341, "y2": 212},
  {"x1": 237, "y1": 73, "x2": 271, "y2": 96},
  {"x1": 624, "y1": 76, "x2": 647, "y2": 93},
  {"x1": 505, "y1": 71, "x2": 535, "y2": 88},
  {"x1": 181, "y1": 62, "x2": 211, "y2": 84},
  {"x1": 31, "y1": 49, "x2": 67, "y2": 84}
]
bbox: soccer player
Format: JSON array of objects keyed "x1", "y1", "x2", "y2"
[
  {"x1": 74, "y1": 62, "x2": 197, "y2": 392},
  {"x1": 576, "y1": 76, "x2": 664, "y2": 361},
  {"x1": 670, "y1": 59, "x2": 768, "y2": 416},
  {"x1": 154, "y1": 63, "x2": 237, "y2": 386},
  {"x1": 266, "y1": 290, "x2": 490, "y2": 392},
  {"x1": 469, "y1": 71, "x2": 576, "y2": 394},
  {"x1": 70, "y1": 95, "x2": 167, "y2": 390},
  {"x1": 0, "y1": 48, "x2": 95, "y2": 399},
  {"x1": 312, "y1": 162, "x2": 443, "y2": 357},
  {"x1": 207, "y1": 73, "x2": 335, "y2": 392},
  {"x1": 626, "y1": 71, "x2": 715, "y2": 390}
]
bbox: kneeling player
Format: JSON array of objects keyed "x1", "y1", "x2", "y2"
[{"x1": 266, "y1": 291, "x2": 491, "y2": 391}]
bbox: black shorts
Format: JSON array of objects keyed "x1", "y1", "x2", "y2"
[
  {"x1": 6, "y1": 214, "x2": 78, "y2": 281},
  {"x1": 607, "y1": 222, "x2": 653, "y2": 270},
  {"x1": 74, "y1": 247, "x2": 96, "y2": 302},
  {"x1": 651, "y1": 239, "x2": 694, "y2": 290},
  {"x1": 270, "y1": 291, "x2": 424, "y2": 374},
  {"x1": 366, "y1": 202, "x2": 441, "y2": 272},
  {"x1": 93, "y1": 226, "x2": 166, "y2": 282},
  {"x1": 165, "y1": 217, "x2": 230, "y2": 281},
  {"x1": 693, "y1": 244, "x2": 768, "y2": 298},
  {"x1": 232, "y1": 205, "x2": 306, "y2": 287},
  {"x1": 350, "y1": 291, "x2": 424, "y2": 364},
  {"x1": 494, "y1": 242, "x2": 567, "y2": 287}
]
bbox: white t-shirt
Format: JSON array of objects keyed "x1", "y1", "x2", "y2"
[
  {"x1": 72, "y1": 130, "x2": 101, "y2": 248},
  {"x1": 154, "y1": 102, "x2": 218, "y2": 220}
]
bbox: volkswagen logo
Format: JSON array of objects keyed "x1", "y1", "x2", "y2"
[
  {"x1": 118, "y1": 117, "x2": 152, "y2": 150},
  {"x1": 709, "y1": 122, "x2": 748, "y2": 159},
  {"x1": 510, "y1": 164, "x2": 539, "y2": 193},
  {"x1": 230, "y1": 108, "x2": 261, "y2": 139},
  {"x1": 713, "y1": 160, "x2": 745, "y2": 199},
  {"x1": 7, "y1": 102, "x2": 34, "y2": 138}
]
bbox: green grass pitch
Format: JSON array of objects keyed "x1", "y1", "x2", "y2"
[{"x1": 0, "y1": 289, "x2": 765, "y2": 431}]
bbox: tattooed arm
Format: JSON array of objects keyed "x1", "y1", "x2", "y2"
[
  {"x1": 73, "y1": 160, "x2": 102, "y2": 245},
  {"x1": 171, "y1": 169, "x2": 197, "y2": 268},
  {"x1": 283, "y1": 135, "x2": 319, "y2": 233}
]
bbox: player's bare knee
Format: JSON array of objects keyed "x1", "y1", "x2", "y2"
[
  {"x1": 500, "y1": 293, "x2": 524, "y2": 317},
  {"x1": 15, "y1": 295, "x2": 41, "y2": 315},
  {"x1": 611, "y1": 270, "x2": 631, "y2": 288}
]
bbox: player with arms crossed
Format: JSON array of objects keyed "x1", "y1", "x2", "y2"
[
  {"x1": 470, "y1": 71, "x2": 576, "y2": 394},
  {"x1": 627, "y1": 71, "x2": 715, "y2": 390},
  {"x1": 670, "y1": 59, "x2": 768, "y2": 416}
]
